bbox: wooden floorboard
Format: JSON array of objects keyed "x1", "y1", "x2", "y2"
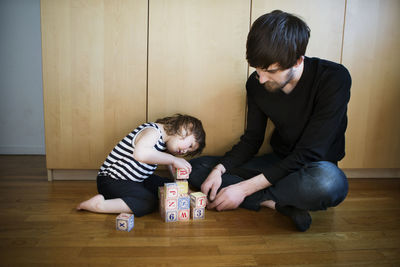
[{"x1": 0, "y1": 155, "x2": 399, "y2": 266}]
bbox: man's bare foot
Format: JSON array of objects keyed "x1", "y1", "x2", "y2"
[{"x1": 76, "y1": 194, "x2": 105, "y2": 213}]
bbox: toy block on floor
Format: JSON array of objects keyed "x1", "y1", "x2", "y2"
[
  {"x1": 160, "y1": 182, "x2": 206, "y2": 222},
  {"x1": 178, "y1": 209, "x2": 190, "y2": 221},
  {"x1": 190, "y1": 192, "x2": 206, "y2": 220},
  {"x1": 163, "y1": 210, "x2": 178, "y2": 222},
  {"x1": 116, "y1": 213, "x2": 134, "y2": 231},
  {"x1": 191, "y1": 206, "x2": 205, "y2": 220}
]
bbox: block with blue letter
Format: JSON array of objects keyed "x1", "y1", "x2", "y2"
[{"x1": 116, "y1": 213, "x2": 134, "y2": 231}]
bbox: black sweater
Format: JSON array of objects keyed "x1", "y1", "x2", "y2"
[{"x1": 219, "y1": 57, "x2": 351, "y2": 184}]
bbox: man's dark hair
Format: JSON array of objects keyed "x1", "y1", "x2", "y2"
[
  {"x1": 156, "y1": 114, "x2": 206, "y2": 157},
  {"x1": 246, "y1": 10, "x2": 310, "y2": 70}
]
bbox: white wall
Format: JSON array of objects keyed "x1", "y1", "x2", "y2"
[{"x1": 0, "y1": 0, "x2": 45, "y2": 154}]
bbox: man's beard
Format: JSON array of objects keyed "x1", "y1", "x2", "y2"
[{"x1": 263, "y1": 68, "x2": 295, "y2": 93}]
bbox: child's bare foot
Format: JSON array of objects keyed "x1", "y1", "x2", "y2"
[{"x1": 76, "y1": 194, "x2": 105, "y2": 213}]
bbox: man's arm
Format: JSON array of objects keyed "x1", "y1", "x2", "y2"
[
  {"x1": 208, "y1": 173, "x2": 272, "y2": 211},
  {"x1": 201, "y1": 74, "x2": 268, "y2": 201}
]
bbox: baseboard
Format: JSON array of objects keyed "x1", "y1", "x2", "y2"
[
  {"x1": 343, "y1": 168, "x2": 400, "y2": 178},
  {"x1": 47, "y1": 168, "x2": 400, "y2": 181},
  {"x1": 0, "y1": 145, "x2": 45, "y2": 154},
  {"x1": 48, "y1": 169, "x2": 98, "y2": 181}
]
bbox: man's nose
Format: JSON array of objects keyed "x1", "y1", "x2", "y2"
[{"x1": 258, "y1": 74, "x2": 269, "y2": 84}]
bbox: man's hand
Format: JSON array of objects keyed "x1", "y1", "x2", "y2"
[
  {"x1": 207, "y1": 183, "x2": 246, "y2": 211},
  {"x1": 201, "y1": 167, "x2": 223, "y2": 202}
]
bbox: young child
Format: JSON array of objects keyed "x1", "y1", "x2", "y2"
[{"x1": 77, "y1": 114, "x2": 206, "y2": 217}]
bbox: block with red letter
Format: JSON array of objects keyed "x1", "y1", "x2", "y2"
[
  {"x1": 116, "y1": 213, "x2": 134, "y2": 231},
  {"x1": 165, "y1": 197, "x2": 178, "y2": 210},
  {"x1": 174, "y1": 168, "x2": 189, "y2": 179},
  {"x1": 190, "y1": 192, "x2": 207, "y2": 208},
  {"x1": 164, "y1": 183, "x2": 179, "y2": 198},
  {"x1": 178, "y1": 209, "x2": 190, "y2": 221}
]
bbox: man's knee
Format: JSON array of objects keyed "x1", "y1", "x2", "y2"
[
  {"x1": 301, "y1": 161, "x2": 348, "y2": 210},
  {"x1": 190, "y1": 156, "x2": 220, "y2": 169}
]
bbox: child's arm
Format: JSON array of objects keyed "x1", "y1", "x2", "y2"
[{"x1": 133, "y1": 128, "x2": 191, "y2": 171}]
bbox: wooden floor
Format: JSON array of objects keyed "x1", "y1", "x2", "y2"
[{"x1": 0, "y1": 155, "x2": 399, "y2": 266}]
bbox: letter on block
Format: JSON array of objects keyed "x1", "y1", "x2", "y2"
[
  {"x1": 191, "y1": 207, "x2": 205, "y2": 220},
  {"x1": 178, "y1": 209, "x2": 190, "y2": 221},
  {"x1": 116, "y1": 213, "x2": 134, "y2": 231},
  {"x1": 190, "y1": 192, "x2": 207, "y2": 208}
]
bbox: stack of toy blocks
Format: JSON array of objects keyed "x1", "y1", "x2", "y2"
[
  {"x1": 190, "y1": 192, "x2": 206, "y2": 220},
  {"x1": 159, "y1": 168, "x2": 206, "y2": 222}
]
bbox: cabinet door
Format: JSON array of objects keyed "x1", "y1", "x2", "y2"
[
  {"x1": 41, "y1": 0, "x2": 148, "y2": 169},
  {"x1": 147, "y1": 0, "x2": 250, "y2": 155},
  {"x1": 341, "y1": 0, "x2": 400, "y2": 168}
]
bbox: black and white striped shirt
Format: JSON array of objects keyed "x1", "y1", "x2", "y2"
[{"x1": 98, "y1": 123, "x2": 166, "y2": 182}]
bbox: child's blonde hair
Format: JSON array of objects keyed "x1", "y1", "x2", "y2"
[{"x1": 156, "y1": 114, "x2": 206, "y2": 156}]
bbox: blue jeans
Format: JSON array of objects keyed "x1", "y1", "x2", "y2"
[{"x1": 189, "y1": 154, "x2": 348, "y2": 211}]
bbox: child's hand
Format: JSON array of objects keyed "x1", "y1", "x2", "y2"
[{"x1": 173, "y1": 157, "x2": 192, "y2": 173}]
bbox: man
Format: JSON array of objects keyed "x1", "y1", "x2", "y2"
[{"x1": 189, "y1": 10, "x2": 351, "y2": 231}]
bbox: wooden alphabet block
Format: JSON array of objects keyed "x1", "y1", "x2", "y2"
[
  {"x1": 165, "y1": 198, "x2": 178, "y2": 210},
  {"x1": 178, "y1": 209, "x2": 190, "y2": 221},
  {"x1": 176, "y1": 181, "x2": 188, "y2": 195},
  {"x1": 190, "y1": 192, "x2": 207, "y2": 208},
  {"x1": 164, "y1": 183, "x2": 178, "y2": 198},
  {"x1": 164, "y1": 210, "x2": 178, "y2": 222},
  {"x1": 174, "y1": 168, "x2": 189, "y2": 179},
  {"x1": 116, "y1": 213, "x2": 134, "y2": 231},
  {"x1": 191, "y1": 207, "x2": 205, "y2": 220},
  {"x1": 178, "y1": 194, "x2": 190, "y2": 210}
]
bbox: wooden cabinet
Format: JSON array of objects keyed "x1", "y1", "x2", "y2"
[{"x1": 41, "y1": 0, "x2": 399, "y2": 179}]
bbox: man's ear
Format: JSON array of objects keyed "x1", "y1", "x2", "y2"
[{"x1": 294, "y1": 56, "x2": 304, "y2": 67}]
